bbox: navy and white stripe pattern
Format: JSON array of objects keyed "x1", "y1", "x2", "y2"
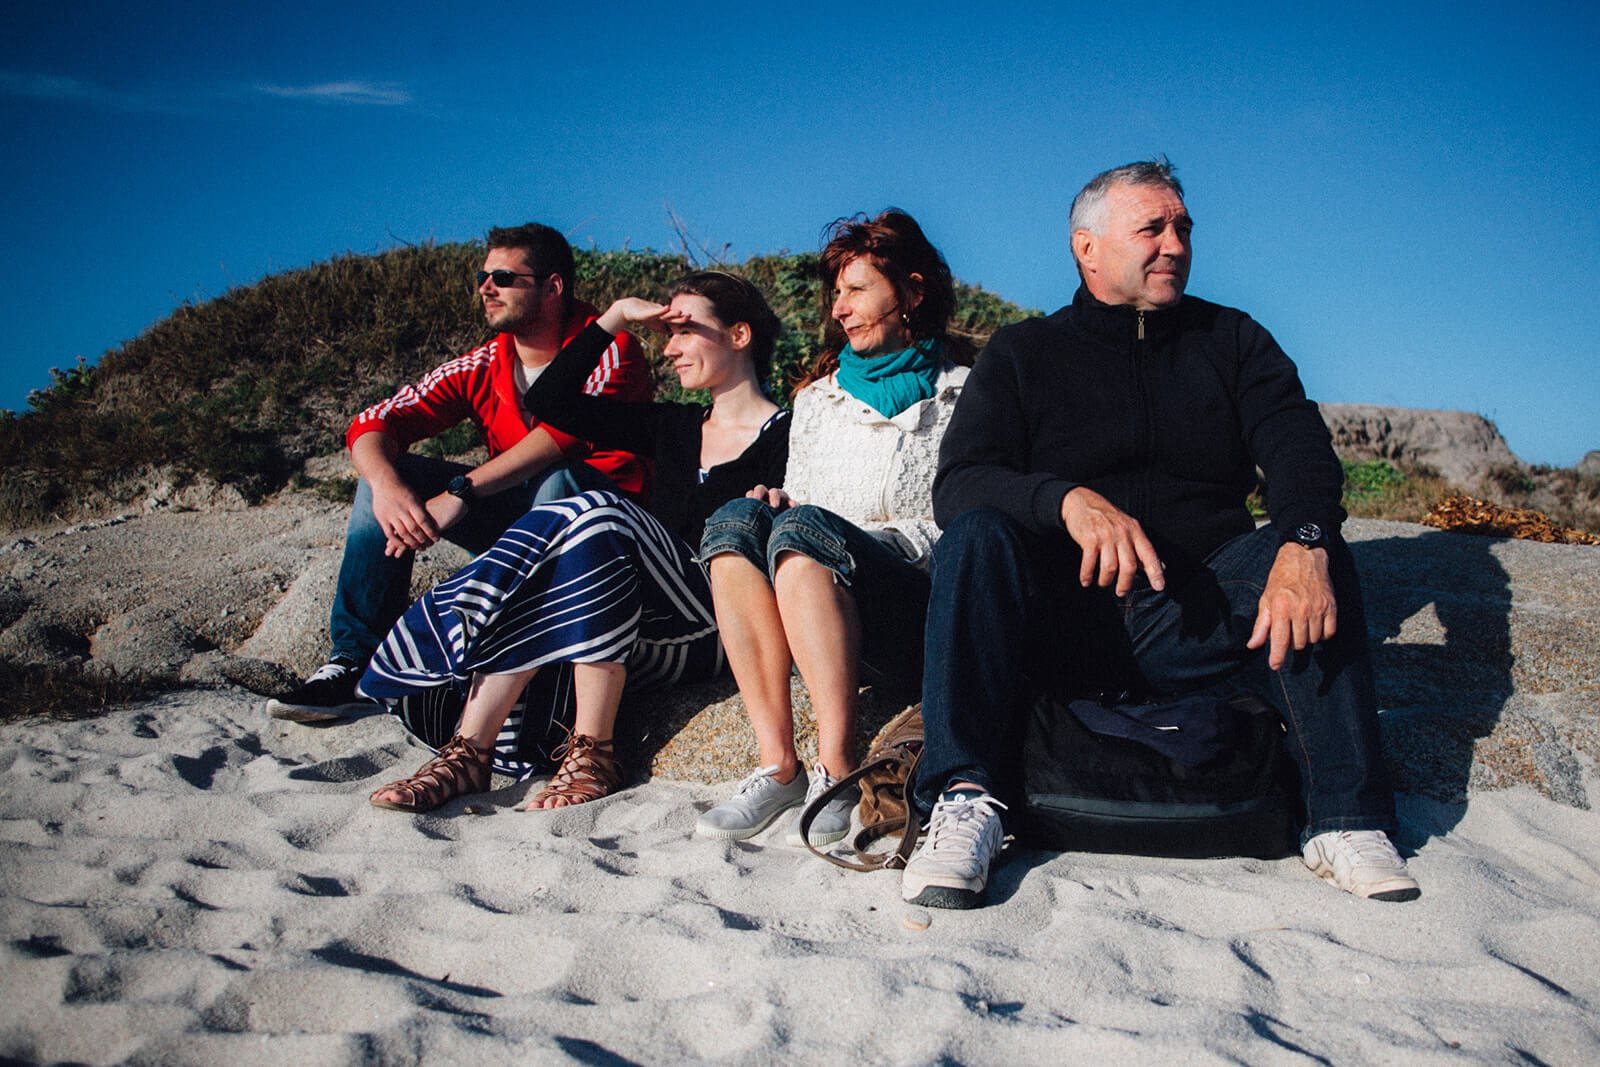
[{"x1": 362, "y1": 491, "x2": 724, "y2": 778}]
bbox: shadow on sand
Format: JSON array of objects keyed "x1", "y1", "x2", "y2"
[{"x1": 1353, "y1": 529, "x2": 1514, "y2": 844}]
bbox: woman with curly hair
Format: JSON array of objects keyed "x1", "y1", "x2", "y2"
[{"x1": 696, "y1": 210, "x2": 971, "y2": 846}]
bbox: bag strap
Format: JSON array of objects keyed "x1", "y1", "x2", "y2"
[
  {"x1": 849, "y1": 802, "x2": 922, "y2": 871},
  {"x1": 799, "y1": 749, "x2": 924, "y2": 871}
]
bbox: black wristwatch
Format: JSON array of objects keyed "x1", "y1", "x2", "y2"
[
  {"x1": 446, "y1": 475, "x2": 478, "y2": 508},
  {"x1": 1285, "y1": 522, "x2": 1327, "y2": 550}
]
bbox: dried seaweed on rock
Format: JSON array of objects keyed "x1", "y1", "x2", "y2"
[{"x1": 1422, "y1": 494, "x2": 1600, "y2": 545}]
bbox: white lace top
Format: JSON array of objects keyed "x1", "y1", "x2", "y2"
[{"x1": 782, "y1": 362, "x2": 969, "y2": 566}]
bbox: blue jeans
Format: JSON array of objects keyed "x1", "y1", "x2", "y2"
[
  {"x1": 699, "y1": 498, "x2": 930, "y2": 696},
  {"x1": 328, "y1": 452, "x2": 616, "y2": 665},
  {"x1": 915, "y1": 507, "x2": 1396, "y2": 842}
]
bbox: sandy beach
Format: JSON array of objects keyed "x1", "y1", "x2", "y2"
[
  {"x1": 3, "y1": 681, "x2": 1598, "y2": 1064},
  {"x1": 2, "y1": 503, "x2": 1597, "y2": 1063}
]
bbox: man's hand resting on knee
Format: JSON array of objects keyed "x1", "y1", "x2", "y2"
[
  {"x1": 1248, "y1": 543, "x2": 1338, "y2": 670},
  {"x1": 1060, "y1": 486, "x2": 1167, "y2": 597}
]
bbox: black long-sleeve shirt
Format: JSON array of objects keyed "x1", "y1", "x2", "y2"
[
  {"x1": 525, "y1": 323, "x2": 790, "y2": 545},
  {"x1": 934, "y1": 288, "x2": 1345, "y2": 576}
]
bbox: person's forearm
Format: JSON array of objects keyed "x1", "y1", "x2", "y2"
[
  {"x1": 526, "y1": 323, "x2": 617, "y2": 424},
  {"x1": 460, "y1": 427, "x2": 564, "y2": 495},
  {"x1": 350, "y1": 431, "x2": 404, "y2": 488}
]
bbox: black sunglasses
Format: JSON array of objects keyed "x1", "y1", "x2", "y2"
[{"x1": 476, "y1": 269, "x2": 543, "y2": 287}]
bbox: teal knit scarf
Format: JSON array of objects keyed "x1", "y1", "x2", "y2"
[{"x1": 836, "y1": 338, "x2": 943, "y2": 419}]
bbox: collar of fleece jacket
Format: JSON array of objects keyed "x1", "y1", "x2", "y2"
[{"x1": 1067, "y1": 285, "x2": 1190, "y2": 346}]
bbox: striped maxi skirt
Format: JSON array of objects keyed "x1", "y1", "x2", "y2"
[{"x1": 358, "y1": 490, "x2": 724, "y2": 778}]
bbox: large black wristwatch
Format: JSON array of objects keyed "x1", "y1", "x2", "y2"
[
  {"x1": 446, "y1": 475, "x2": 478, "y2": 508},
  {"x1": 1286, "y1": 522, "x2": 1327, "y2": 550}
]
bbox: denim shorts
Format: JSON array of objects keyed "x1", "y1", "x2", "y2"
[{"x1": 699, "y1": 497, "x2": 930, "y2": 696}]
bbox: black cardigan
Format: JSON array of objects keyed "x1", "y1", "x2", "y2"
[
  {"x1": 525, "y1": 322, "x2": 790, "y2": 545},
  {"x1": 934, "y1": 288, "x2": 1345, "y2": 575}
]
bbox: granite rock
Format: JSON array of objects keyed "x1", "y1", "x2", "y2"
[
  {"x1": 1320, "y1": 403, "x2": 1523, "y2": 487},
  {"x1": 2, "y1": 501, "x2": 1595, "y2": 815}
]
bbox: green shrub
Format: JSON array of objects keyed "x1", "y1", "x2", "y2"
[
  {"x1": 1340, "y1": 461, "x2": 1457, "y2": 523},
  {"x1": 1486, "y1": 463, "x2": 1536, "y2": 496},
  {"x1": 417, "y1": 421, "x2": 483, "y2": 458},
  {"x1": 2, "y1": 245, "x2": 1036, "y2": 529},
  {"x1": 1341, "y1": 459, "x2": 1406, "y2": 503}
]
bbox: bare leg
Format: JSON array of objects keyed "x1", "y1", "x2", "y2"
[
  {"x1": 457, "y1": 668, "x2": 539, "y2": 749},
  {"x1": 710, "y1": 554, "x2": 801, "y2": 782},
  {"x1": 369, "y1": 668, "x2": 534, "y2": 809},
  {"x1": 523, "y1": 661, "x2": 627, "y2": 811},
  {"x1": 570, "y1": 661, "x2": 626, "y2": 741},
  {"x1": 772, "y1": 553, "x2": 861, "y2": 777}
]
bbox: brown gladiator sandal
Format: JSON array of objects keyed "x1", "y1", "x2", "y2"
[
  {"x1": 523, "y1": 733, "x2": 624, "y2": 810},
  {"x1": 369, "y1": 733, "x2": 491, "y2": 813}
]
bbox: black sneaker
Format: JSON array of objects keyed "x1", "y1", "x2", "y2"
[{"x1": 264, "y1": 659, "x2": 376, "y2": 722}]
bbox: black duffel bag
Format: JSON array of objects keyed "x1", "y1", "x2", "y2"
[{"x1": 1021, "y1": 688, "x2": 1301, "y2": 859}]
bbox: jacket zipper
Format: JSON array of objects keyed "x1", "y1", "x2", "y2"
[{"x1": 1134, "y1": 310, "x2": 1154, "y2": 518}]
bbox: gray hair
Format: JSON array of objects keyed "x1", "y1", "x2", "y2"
[{"x1": 1069, "y1": 158, "x2": 1185, "y2": 239}]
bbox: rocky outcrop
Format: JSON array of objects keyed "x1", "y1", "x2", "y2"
[
  {"x1": 1319, "y1": 403, "x2": 1523, "y2": 487},
  {"x1": 1, "y1": 503, "x2": 1595, "y2": 814},
  {"x1": 629, "y1": 518, "x2": 1600, "y2": 811},
  {"x1": 1350, "y1": 518, "x2": 1599, "y2": 810}
]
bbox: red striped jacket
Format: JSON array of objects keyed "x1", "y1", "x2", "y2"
[{"x1": 345, "y1": 300, "x2": 652, "y2": 498}]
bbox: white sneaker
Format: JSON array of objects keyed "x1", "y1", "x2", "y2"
[
  {"x1": 1301, "y1": 830, "x2": 1421, "y2": 902},
  {"x1": 695, "y1": 765, "x2": 809, "y2": 841},
  {"x1": 785, "y1": 763, "x2": 858, "y2": 848},
  {"x1": 901, "y1": 790, "x2": 1007, "y2": 909}
]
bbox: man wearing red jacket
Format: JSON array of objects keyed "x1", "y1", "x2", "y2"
[{"x1": 267, "y1": 223, "x2": 651, "y2": 721}]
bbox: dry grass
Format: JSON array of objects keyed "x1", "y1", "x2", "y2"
[
  {"x1": 1, "y1": 245, "x2": 1035, "y2": 529},
  {"x1": 0, "y1": 663, "x2": 146, "y2": 724},
  {"x1": 1337, "y1": 459, "x2": 1600, "y2": 541},
  {"x1": 1340, "y1": 461, "x2": 1460, "y2": 524}
]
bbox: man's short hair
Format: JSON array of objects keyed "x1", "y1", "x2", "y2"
[
  {"x1": 1068, "y1": 158, "x2": 1185, "y2": 242},
  {"x1": 486, "y1": 222, "x2": 575, "y2": 317}
]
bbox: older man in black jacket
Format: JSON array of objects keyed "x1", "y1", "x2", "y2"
[{"x1": 901, "y1": 160, "x2": 1418, "y2": 910}]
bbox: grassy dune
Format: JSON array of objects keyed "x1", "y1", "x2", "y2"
[
  {"x1": 0, "y1": 244, "x2": 1027, "y2": 527},
  {"x1": 2, "y1": 243, "x2": 1593, "y2": 534}
]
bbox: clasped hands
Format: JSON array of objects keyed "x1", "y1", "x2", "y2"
[
  {"x1": 375, "y1": 482, "x2": 463, "y2": 558},
  {"x1": 1061, "y1": 486, "x2": 1336, "y2": 670}
]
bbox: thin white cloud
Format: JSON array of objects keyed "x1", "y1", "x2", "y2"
[
  {"x1": 0, "y1": 69, "x2": 412, "y2": 112},
  {"x1": 0, "y1": 70, "x2": 128, "y2": 106},
  {"x1": 0, "y1": 69, "x2": 208, "y2": 115},
  {"x1": 256, "y1": 81, "x2": 411, "y2": 106}
]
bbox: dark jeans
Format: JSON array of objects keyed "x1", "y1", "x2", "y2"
[
  {"x1": 328, "y1": 452, "x2": 616, "y2": 665},
  {"x1": 914, "y1": 507, "x2": 1396, "y2": 843},
  {"x1": 699, "y1": 498, "x2": 930, "y2": 696}
]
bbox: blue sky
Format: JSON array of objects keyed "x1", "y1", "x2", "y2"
[{"x1": 3, "y1": 1, "x2": 1596, "y2": 466}]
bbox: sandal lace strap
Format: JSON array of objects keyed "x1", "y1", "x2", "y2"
[
  {"x1": 371, "y1": 733, "x2": 489, "y2": 812},
  {"x1": 532, "y1": 732, "x2": 622, "y2": 806}
]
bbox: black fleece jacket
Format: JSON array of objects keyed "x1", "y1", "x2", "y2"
[{"x1": 933, "y1": 287, "x2": 1345, "y2": 576}]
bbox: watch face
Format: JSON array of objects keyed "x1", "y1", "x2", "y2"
[{"x1": 1295, "y1": 522, "x2": 1324, "y2": 546}]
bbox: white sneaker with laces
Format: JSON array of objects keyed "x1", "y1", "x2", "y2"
[
  {"x1": 901, "y1": 789, "x2": 1007, "y2": 909},
  {"x1": 785, "y1": 762, "x2": 858, "y2": 848},
  {"x1": 1301, "y1": 830, "x2": 1421, "y2": 901},
  {"x1": 695, "y1": 765, "x2": 809, "y2": 841}
]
